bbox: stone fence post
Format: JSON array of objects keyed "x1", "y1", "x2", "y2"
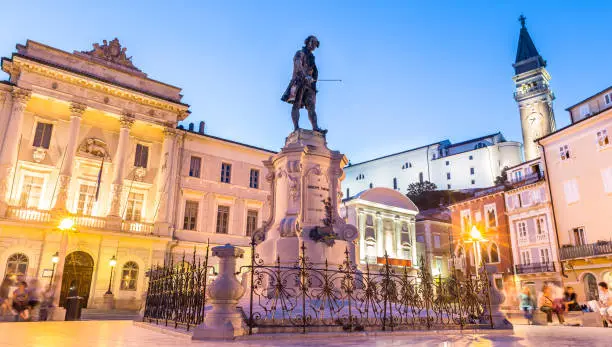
[{"x1": 193, "y1": 244, "x2": 246, "y2": 340}]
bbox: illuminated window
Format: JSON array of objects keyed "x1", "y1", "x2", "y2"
[
  {"x1": 120, "y1": 261, "x2": 138, "y2": 291},
  {"x1": 76, "y1": 184, "x2": 96, "y2": 215},
  {"x1": 246, "y1": 210, "x2": 258, "y2": 236},
  {"x1": 597, "y1": 129, "x2": 609, "y2": 149},
  {"x1": 19, "y1": 175, "x2": 44, "y2": 208},
  {"x1": 559, "y1": 145, "x2": 570, "y2": 161},
  {"x1": 125, "y1": 192, "x2": 144, "y2": 221},
  {"x1": 5, "y1": 253, "x2": 28, "y2": 278}
]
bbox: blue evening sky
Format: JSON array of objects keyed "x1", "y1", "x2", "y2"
[{"x1": 2, "y1": 1, "x2": 611, "y2": 162}]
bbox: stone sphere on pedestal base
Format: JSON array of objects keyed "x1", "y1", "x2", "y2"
[{"x1": 255, "y1": 129, "x2": 358, "y2": 266}]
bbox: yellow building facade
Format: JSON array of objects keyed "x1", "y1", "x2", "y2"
[{"x1": 0, "y1": 39, "x2": 272, "y2": 311}]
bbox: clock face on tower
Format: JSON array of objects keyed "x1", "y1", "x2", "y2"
[{"x1": 527, "y1": 112, "x2": 543, "y2": 139}]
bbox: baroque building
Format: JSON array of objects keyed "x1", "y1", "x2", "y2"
[
  {"x1": 0, "y1": 39, "x2": 273, "y2": 312},
  {"x1": 344, "y1": 133, "x2": 522, "y2": 196},
  {"x1": 512, "y1": 16, "x2": 556, "y2": 161}
]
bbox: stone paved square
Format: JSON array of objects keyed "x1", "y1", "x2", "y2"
[{"x1": 0, "y1": 321, "x2": 610, "y2": 347}]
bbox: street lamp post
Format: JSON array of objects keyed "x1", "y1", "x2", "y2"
[
  {"x1": 466, "y1": 225, "x2": 486, "y2": 279},
  {"x1": 106, "y1": 255, "x2": 117, "y2": 295},
  {"x1": 49, "y1": 251, "x2": 59, "y2": 286}
]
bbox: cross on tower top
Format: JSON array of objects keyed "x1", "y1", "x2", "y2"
[{"x1": 518, "y1": 14, "x2": 526, "y2": 28}]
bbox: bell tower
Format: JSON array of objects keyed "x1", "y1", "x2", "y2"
[{"x1": 512, "y1": 15, "x2": 555, "y2": 161}]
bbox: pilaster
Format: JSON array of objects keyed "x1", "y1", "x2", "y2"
[{"x1": 108, "y1": 113, "x2": 134, "y2": 218}]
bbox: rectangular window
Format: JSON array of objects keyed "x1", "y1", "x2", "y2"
[
  {"x1": 134, "y1": 144, "x2": 149, "y2": 168},
  {"x1": 563, "y1": 179, "x2": 580, "y2": 204},
  {"x1": 435, "y1": 257, "x2": 443, "y2": 272},
  {"x1": 580, "y1": 105, "x2": 590, "y2": 118},
  {"x1": 445, "y1": 161, "x2": 449, "y2": 166},
  {"x1": 220, "y1": 163, "x2": 231, "y2": 183},
  {"x1": 125, "y1": 192, "x2": 144, "y2": 221},
  {"x1": 189, "y1": 156, "x2": 201, "y2": 178},
  {"x1": 535, "y1": 216, "x2": 545, "y2": 236},
  {"x1": 470, "y1": 167, "x2": 475, "y2": 175},
  {"x1": 33, "y1": 122, "x2": 53, "y2": 149},
  {"x1": 393, "y1": 177, "x2": 398, "y2": 190},
  {"x1": 521, "y1": 250, "x2": 531, "y2": 265},
  {"x1": 559, "y1": 145, "x2": 570, "y2": 161},
  {"x1": 216, "y1": 205, "x2": 230, "y2": 234},
  {"x1": 419, "y1": 172, "x2": 424, "y2": 183},
  {"x1": 471, "y1": 179, "x2": 475, "y2": 185},
  {"x1": 76, "y1": 184, "x2": 96, "y2": 215},
  {"x1": 416, "y1": 235, "x2": 425, "y2": 243},
  {"x1": 446, "y1": 172, "x2": 451, "y2": 180},
  {"x1": 249, "y1": 169, "x2": 259, "y2": 189},
  {"x1": 19, "y1": 175, "x2": 44, "y2": 208},
  {"x1": 604, "y1": 93, "x2": 612, "y2": 106},
  {"x1": 447, "y1": 184, "x2": 451, "y2": 189},
  {"x1": 517, "y1": 221, "x2": 527, "y2": 238},
  {"x1": 246, "y1": 209, "x2": 258, "y2": 236},
  {"x1": 602, "y1": 167, "x2": 612, "y2": 193},
  {"x1": 573, "y1": 227, "x2": 586, "y2": 246},
  {"x1": 183, "y1": 200, "x2": 198, "y2": 230},
  {"x1": 433, "y1": 234, "x2": 441, "y2": 249},
  {"x1": 539, "y1": 248, "x2": 550, "y2": 264},
  {"x1": 469, "y1": 155, "x2": 473, "y2": 160},
  {"x1": 597, "y1": 129, "x2": 609, "y2": 149}
]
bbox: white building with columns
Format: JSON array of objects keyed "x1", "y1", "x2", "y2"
[
  {"x1": 0, "y1": 39, "x2": 274, "y2": 312},
  {"x1": 344, "y1": 133, "x2": 522, "y2": 196},
  {"x1": 342, "y1": 187, "x2": 419, "y2": 273}
]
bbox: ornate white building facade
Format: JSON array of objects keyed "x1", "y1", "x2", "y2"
[
  {"x1": 0, "y1": 39, "x2": 274, "y2": 311},
  {"x1": 343, "y1": 133, "x2": 522, "y2": 197},
  {"x1": 342, "y1": 188, "x2": 418, "y2": 273}
]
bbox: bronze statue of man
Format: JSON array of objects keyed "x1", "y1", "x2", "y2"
[{"x1": 281, "y1": 36, "x2": 326, "y2": 133}]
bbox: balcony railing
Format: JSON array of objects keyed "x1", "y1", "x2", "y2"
[
  {"x1": 122, "y1": 220, "x2": 155, "y2": 235},
  {"x1": 515, "y1": 262, "x2": 556, "y2": 274},
  {"x1": 536, "y1": 233, "x2": 548, "y2": 242},
  {"x1": 560, "y1": 242, "x2": 612, "y2": 260},
  {"x1": 508, "y1": 172, "x2": 545, "y2": 189},
  {"x1": 5, "y1": 206, "x2": 52, "y2": 223},
  {"x1": 4, "y1": 205, "x2": 157, "y2": 236}
]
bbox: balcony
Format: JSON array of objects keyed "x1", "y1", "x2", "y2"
[
  {"x1": 535, "y1": 233, "x2": 548, "y2": 243},
  {"x1": 513, "y1": 84, "x2": 548, "y2": 99},
  {"x1": 3, "y1": 206, "x2": 157, "y2": 236},
  {"x1": 508, "y1": 171, "x2": 545, "y2": 189},
  {"x1": 560, "y1": 242, "x2": 612, "y2": 260},
  {"x1": 515, "y1": 262, "x2": 556, "y2": 274}
]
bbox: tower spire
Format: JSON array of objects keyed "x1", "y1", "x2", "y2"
[{"x1": 514, "y1": 15, "x2": 546, "y2": 74}]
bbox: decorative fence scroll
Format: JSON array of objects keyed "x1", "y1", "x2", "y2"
[
  {"x1": 143, "y1": 245, "x2": 212, "y2": 331},
  {"x1": 244, "y1": 242, "x2": 493, "y2": 334},
  {"x1": 143, "y1": 240, "x2": 493, "y2": 334}
]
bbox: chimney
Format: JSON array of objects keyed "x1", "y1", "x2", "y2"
[
  {"x1": 188, "y1": 122, "x2": 194, "y2": 131},
  {"x1": 177, "y1": 124, "x2": 184, "y2": 129},
  {"x1": 198, "y1": 121, "x2": 205, "y2": 134}
]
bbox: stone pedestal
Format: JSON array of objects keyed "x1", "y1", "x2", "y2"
[
  {"x1": 102, "y1": 293, "x2": 115, "y2": 310},
  {"x1": 256, "y1": 130, "x2": 357, "y2": 266},
  {"x1": 192, "y1": 244, "x2": 246, "y2": 340}
]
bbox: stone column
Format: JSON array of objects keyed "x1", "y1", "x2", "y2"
[
  {"x1": 154, "y1": 128, "x2": 177, "y2": 231},
  {"x1": 375, "y1": 213, "x2": 383, "y2": 257},
  {"x1": 411, "y1": 219, "x2": 418, "y2": 268},
  {"x1": 358, "y1": 211, "x2": 365, "y2": 262},
  {"x1": 53, "y1": 103, "x2": 87, "y2": 211},
  {"x1": 192, "y1": 244, "x2": 246, "y2": 340},
  {"x1": 108, "y1": 113, "x2": 134, "y2": 218},
  {"x1": 0, "y1": 88, "x2": 31, "y2": 215},
  {"x1": 50, "y1": 229, "x2": 69, "y2": 319}
]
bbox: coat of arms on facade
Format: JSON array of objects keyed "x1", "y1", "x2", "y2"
[{"x1": 82, "y1": 38, "x2": 141, "y2": 72}]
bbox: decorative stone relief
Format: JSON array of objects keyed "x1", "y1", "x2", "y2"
[
  {"x1": 134, "y1": 167, "x2": 147, "y2": 181},
  {"x1": 53, "y1": 175, "x2": 71, "y2": 210},
  {"x1": 120, "y1": 113, "x2": 135, "y2": 128},
  {"x1": 32, "y1": 148, "x2": 46, "y2": 163},
  {"x1": 69, "y1": 102, "x2": 87, "y2": 116},
  {"x1": 81, "y1": 38, "x2": 142, "y2": 72},
  {"x1": 109, "y1": 184, "x2": 123, "y2": 216},
  {"x1": 11, "y1": 88, "x2": 31, "y2": 113},
  {"x1": 78, "y1": 138, "x2": 111, "y2": 159}
]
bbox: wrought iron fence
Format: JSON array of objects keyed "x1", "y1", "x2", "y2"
[
  {"x1": 243, "y1": 241, "x2": 493, "y2": 334},
  {"x1": 143, "y1": 245, "x2": 212, "y2": 331}
]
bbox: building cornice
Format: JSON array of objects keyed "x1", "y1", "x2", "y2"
[{"x1": 5, "y1": 56, "x2": 189, "y2": 116}]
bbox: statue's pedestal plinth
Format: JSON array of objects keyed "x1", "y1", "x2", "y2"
[{"x1": 256, "y1": 130, "x2": 357, "y2": 266}]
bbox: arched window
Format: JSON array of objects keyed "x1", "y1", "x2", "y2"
[
  {"x1": 5, "y1": 253, "x2": 28, "y2": 278},
  {"x1": 584, "y1": 273, "x2": 599, "y2": 301},
  {"x1": 481, "y1": 248, "x2": 490, "y2": 264},
  {"x1": 489, "y1": 243, "x2": 500, "y2": 263},
  {"x1": 120, "y1": 261, "x2": 139, "y2": 291}
]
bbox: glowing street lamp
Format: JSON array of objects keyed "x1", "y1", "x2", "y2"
[
  {"x1": 106, "y1": 255, "x2": 117, "y2": 295},
  {"x1": 58, "y1": 217, "x2": 75, "y2": 231},
  {"x1": 49, "y1": 251, "x2": 60, "y2": 286},
  {"x1": 465, "y1": 225, "x2": 487, "y2": 278}
]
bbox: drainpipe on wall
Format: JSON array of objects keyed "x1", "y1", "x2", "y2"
[{"x1": 538, "y1": 141, "x2": 567, "y2": 279}]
